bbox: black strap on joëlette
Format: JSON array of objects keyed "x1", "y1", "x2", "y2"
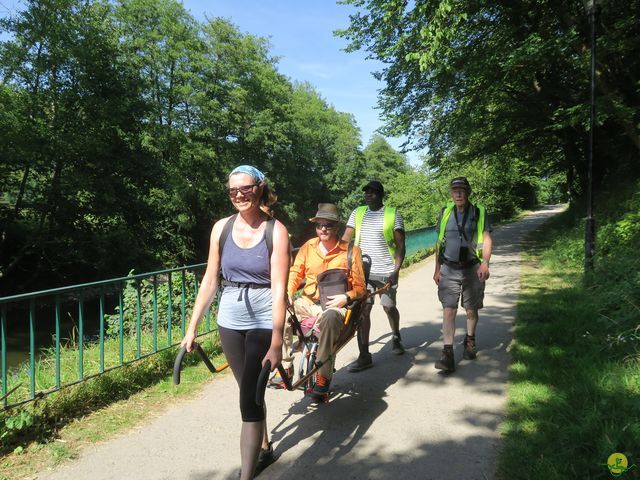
[{"x1": 453, "y1": 205, "x2": 471, "y2": 242}]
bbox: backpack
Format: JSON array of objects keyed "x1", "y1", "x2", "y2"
[{"x1": 315, "y1": 242, "x2": 354, "y2": 310}]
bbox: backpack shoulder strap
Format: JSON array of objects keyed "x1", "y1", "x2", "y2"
[
  {"x1": 265, "y1": 216, "x2": 275, "y2": 258},
  {"x1": 347, "y1": 241, "x2": 353, "y2": 278},
  {"x1": 218, "y1": 214, "x2": 238, "y2": 257},
  {"x1": 220, "y1": 214, "x2": 276, "y2": 259},
  {"x1": 354, "y1": 205, "x2": 367, "y2": 246}
]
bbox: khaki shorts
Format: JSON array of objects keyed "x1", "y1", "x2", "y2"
[
  {"x1": 367, "y1": 276, "x2": 398, "y2": 307},
  {"x1": 437, "y1": 263, "x2": 485, "y2": 310}
]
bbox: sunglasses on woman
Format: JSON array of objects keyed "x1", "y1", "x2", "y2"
[{"x1": 227, "y1": 184, "x2": 258, "y2": 197}]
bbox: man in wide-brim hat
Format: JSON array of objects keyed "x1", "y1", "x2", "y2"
[{"x1": 280, "y1": 203, "x2": 366, "y2": 401}]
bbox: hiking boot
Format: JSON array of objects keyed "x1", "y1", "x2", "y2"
[
  {"x1": 347, "y1": 352, "x2": 373, "y2": 372},
  {"x1": 268, "y1": 365, "x2": 293, "y2": 388},
  {"x1": 255, "y1": 441, "x2": 275, "y2": 474},
  {"x1": 435, "y1": 348, "x2": 455, "y2": 372},
  {"x1": 309, "y1": 373, "x2": 330, "y2": 402},
  {"x1": 463, "y1": 334, "x2": 477, "y2": 360},
  {"x1": 391, "y1": 335, "x2": 405, "y2": 355}
]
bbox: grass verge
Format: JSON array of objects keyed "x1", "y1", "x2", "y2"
[
  {"x1": 498, "y1": 190, "x2": 640, "y2": 479},
  {"x1": 0, "y1": 334, "x2": 225, "y2": 480}
]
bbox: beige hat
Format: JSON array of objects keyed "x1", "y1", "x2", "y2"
[{"x1": 309, "y1": 203, "x2": 340, "y2": 223}]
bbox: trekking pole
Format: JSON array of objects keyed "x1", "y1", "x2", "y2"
[{"x1": 173, "y1": 343, "x2": 228, "y2": 385}]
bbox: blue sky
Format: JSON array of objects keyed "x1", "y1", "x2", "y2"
[{"x1": 182, "y1": 0, "x2": 422, "y2": 165}]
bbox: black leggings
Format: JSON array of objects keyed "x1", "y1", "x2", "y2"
[{"x1": 219, "y1": 326, "x2": 272, "y2": 422}]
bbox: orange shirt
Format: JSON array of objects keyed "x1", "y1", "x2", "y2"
[{"x1": 288, "y1": 238, "x2": 367, "y2": 302}]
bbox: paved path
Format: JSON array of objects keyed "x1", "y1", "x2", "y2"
[{"x1": 39, "y1": 206, "x2": 563, "y2": 480}]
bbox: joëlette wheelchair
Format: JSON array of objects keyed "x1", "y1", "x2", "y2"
[
  {"x1": 173, "y1": 254, "x2": 389, "y2": 405},
  {"x1": 256, "y1": 254, "x2": 390, "y2": 404}
]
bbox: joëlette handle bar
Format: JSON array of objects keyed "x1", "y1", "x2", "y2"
[
  {"x1": 256, "y1": 360, "x2": 293, "y2": 406},
  {"x1": 173, "y1": 343, "x2": 228, "y2": 385},
  {"x1": 366, "y1": 282, "x2": 391, "y2": 299}
]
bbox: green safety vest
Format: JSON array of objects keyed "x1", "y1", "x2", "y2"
[
  {"x1": 437, "y1": 200, "x2": 486, "y2": 261},
  {"x1": 354, "y1": 205, "x2": 397, "y2": 258}
]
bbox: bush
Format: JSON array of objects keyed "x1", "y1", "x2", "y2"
[{"x1": 104, "y1": 269, "x2": 205, "y2": 336}]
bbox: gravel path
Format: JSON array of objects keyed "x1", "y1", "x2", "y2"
[{"x1": 38, "y1": 206, "x2": 563, "y2": 480}]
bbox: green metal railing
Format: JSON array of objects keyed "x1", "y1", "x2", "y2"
[
  {"x1": 405, "y1": 225, "x2": 438, "y2": 258},
  {"x1": 0, "y1": 263, "x2": 213, "y2": 409}
]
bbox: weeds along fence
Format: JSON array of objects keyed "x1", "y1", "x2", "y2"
[
  {"x1": 0, "y1": 264, "x2": 214, "y2": 409},
  {"x1": 0, "y1": 222, "x2": 452, "y2": 409}
]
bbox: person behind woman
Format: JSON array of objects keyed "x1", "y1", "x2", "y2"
[{"x1": 181, "y1": 165, "x2": 289, "y2": 479}]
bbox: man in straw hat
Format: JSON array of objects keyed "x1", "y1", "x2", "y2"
[{"x1": 284, "y1": 203, "x2": 366, "y2": 401}]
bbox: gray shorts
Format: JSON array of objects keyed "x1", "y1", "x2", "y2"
[
  {"x1": 437, "y1": 263, "x2": 485, "y2": 310},
  {"x1": 367, "y1": 275, "x2": 398, "y2": 307}
]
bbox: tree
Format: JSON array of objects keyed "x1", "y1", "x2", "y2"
[
  {"x1": 0, "y1": 0, "x2": 154, "y2": 291},
  {"x1": 362, "y1": 134, "x2": 410, "y2": 183},
  {"x1": 284, "y1": 82, "x2": 363, "y2": 236},
  {"x1": 1, "y1": 0, "x2": 443, "y2": 293},
  {"x1": 338, "y1": 0, "x2": 640, "y2": 210}
]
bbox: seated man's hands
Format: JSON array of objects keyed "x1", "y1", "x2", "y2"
[{"x1": 325, "y1": 293, "x2": 348, "y2": 309}]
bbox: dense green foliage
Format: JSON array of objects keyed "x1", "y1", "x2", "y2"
[
  {"x1": 103, "y1": 271, "x2": 199, "y2": 337},
  {"x1": 0, "y1": 0, "x2": 414, "y2": 293},
  {"x1": 499, "y1": 179, "x2": 640, "y2": 478},
  {"x1": 5, "y1": 0, "x2": 633, "y2": 293},
  {"x1": 338, "y1": 0, "x2": 640, "y2": 213}
]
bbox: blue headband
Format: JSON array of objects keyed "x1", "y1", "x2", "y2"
[{"x1": 229, "y1": 165, "x2": 265, "y2": 183}]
